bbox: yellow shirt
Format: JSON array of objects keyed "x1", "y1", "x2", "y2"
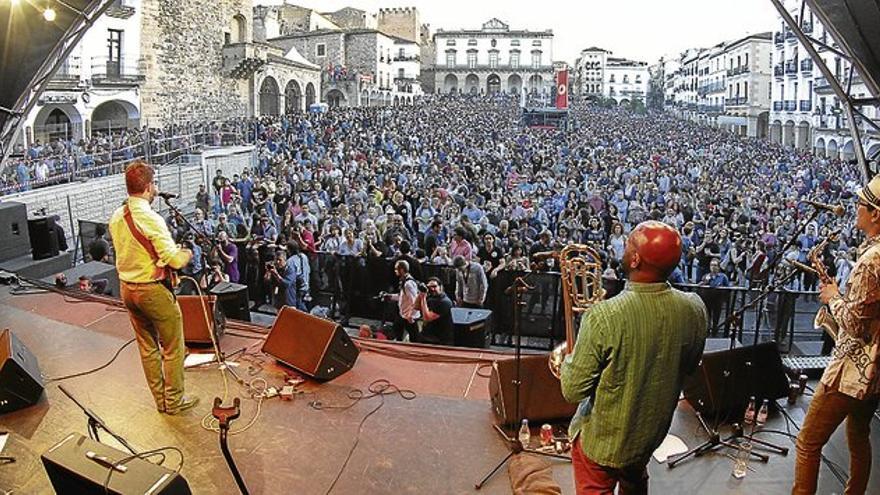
[{"x1": 108, "y1": 196, "x2": 190, "y2": 283}]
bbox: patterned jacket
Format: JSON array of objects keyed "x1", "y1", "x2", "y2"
[{"x1": 823, "y1": 235, "x2": 880, "y2": 399}]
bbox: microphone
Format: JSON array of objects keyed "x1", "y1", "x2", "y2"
[
  {"x1": 803, "y1": 200, "x2": 845, "y2": 217},
  {"x1": 158, "y1": 191, "x2": 179, "y2": 200}
]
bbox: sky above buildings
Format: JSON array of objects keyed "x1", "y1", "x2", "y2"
[{"x1": 266, "y1": 0, "x2": 780, "y2": 63}]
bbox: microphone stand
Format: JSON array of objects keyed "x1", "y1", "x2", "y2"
[
  {"x1": 58, "y1": 385, "x2": 137, "y2": 455},
  {"x1": 162, "y1": 195, "x2": 219, "y2": 275},
  {"x1": 669, "y1": 208, "x2": 823, "y2": 469},
  {"x1": 475, "y1": 275, "x2": 569, "y2": 490}
]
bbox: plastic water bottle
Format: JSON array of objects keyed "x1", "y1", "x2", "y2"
[
  {"x1": 743, "y1": 397, "x2": 756, "y2": 425},
  {"x1": 756, "y1": 399, "x2": 769, "y2": 427},
  {"x1": 518, "y1": 419, "x2": 531, "y2": 449}
]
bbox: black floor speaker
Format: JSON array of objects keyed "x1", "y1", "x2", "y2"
[
  {"x1": 0, "y1": 328, "x2": 44, "y2": 413},
  {"x1": 28, "y1": 216, "x2": 60, "y2": 260},
  {"x1": 683, "y1": 341, "x2": 791, "y2": 416},
  {"x1": 41, "y1": 433, "x2": 191, "y2": 494},
  {"x1": 489, "y1": 354, "x2": 577, "y2": 426},
  {"x1": 0, "y1": 202, "x2": 30, "y2": 262},
  {"x1": 209, "y1": 282, "x2": 250, "y2": 322},
  {"x1": 452, "y1": 307, "x2": 492, "y2": 348},
  {"x1": 262, "y1": 306, "x2": 358, "y2": 380}
]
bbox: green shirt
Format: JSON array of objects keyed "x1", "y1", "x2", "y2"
[{"x1": 560, "y1": 281, "x2": 707, "y2": 468}]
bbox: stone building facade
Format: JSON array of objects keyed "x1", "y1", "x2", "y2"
[
  {"x1": 18, "y1": 1, "x2": 143, "y2": 147},
  {"x1": 270, "y1": 28, "x2": 417, "y2": 108},
  {"x1": 139, "y1": 0, "x2": 252, "y2": 125},
  {"x1": 432, "y1": 18, "x2": 554, "y2": 96}
]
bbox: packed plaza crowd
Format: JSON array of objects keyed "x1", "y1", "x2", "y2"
[{"x1": 77, "y1": 94, "x2": 864, "y2": 332}]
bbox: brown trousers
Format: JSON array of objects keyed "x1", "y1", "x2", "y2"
[
  {"x1": 793, "y1": 382, "x2": 879, "y2": 495},
  {"x1": 121, "y1": 282, "x2": 186, "y2": 412}
]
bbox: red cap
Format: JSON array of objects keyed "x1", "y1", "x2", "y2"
[{"x1": 631, "y1": 221, "x2": 682, "y2": 272}]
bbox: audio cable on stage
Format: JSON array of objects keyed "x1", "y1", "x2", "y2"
[{"x1": 308, "y1": 379, "x2": 416, "y2": 495}]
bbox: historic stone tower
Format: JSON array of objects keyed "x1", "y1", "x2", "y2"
[
  {"x1": 377, "y1": 7, "x2": 420, "y2": 43},
  {"x1": 138, "y1": 0, "x2": 253, "y2": 126}
]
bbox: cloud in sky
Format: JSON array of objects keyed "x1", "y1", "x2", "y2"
[{"x1": 260, "y1": 0, "x2": 780, "y2": 63}]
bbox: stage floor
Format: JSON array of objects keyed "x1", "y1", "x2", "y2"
[{"x1": 0, "y1": 288, "x2": 877, "y2": 494}]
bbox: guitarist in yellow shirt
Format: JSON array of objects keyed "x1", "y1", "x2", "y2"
[{"x1": 108, "y1": 161, "x2": 197, "y2": 415}]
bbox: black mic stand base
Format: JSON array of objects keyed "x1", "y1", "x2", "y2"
[{"x1": 667, "y1": 413, "x2": 769, "y2": 469}]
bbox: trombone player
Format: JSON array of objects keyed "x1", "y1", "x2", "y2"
[
  {"x1": 793, "y1": 177, "x2": 880, "y2": 495},
  {"x1": 561, "y1": 221, "x2": 707, "y2": 494}
]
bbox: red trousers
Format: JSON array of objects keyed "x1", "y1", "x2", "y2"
[{"x1": 571, "y1": 438, "x2": 649, "y2": 495}]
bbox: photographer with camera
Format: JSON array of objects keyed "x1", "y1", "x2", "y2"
[
  {"x1": 264, "y1": 250, "x2": 299, "y2": 310},
  {"x1": 416, "y1": 277, "x2": 454, "y2": 346}
]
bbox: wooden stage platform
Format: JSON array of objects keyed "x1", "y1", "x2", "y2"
[{"x1": 0, "y1": 287, "x2": 877, "y2": 494}]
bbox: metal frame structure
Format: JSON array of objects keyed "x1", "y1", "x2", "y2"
[
  {"x1": 0, "y1": 0, "x2": 117, "y2": 166},
  {"x1": 769, "y1": 0, "x2": 879, "y2": 182}
]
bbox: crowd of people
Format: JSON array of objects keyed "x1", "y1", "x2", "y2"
[
  {"x1": 1, "y1": 120, "x2": 254, "y2": 193},
  {"x1": 82, "y1": 94, "x2": 866, "y2": 336}
]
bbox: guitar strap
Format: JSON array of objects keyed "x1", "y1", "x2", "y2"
[{"x1": 122, "y1": 203, "x2": 173, "y2": 293}]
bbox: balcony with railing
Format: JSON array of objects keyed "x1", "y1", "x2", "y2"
[
  {"x1": 727, "y1": 96, "x2": 748, "y2": 107},
  {"x1": 698, "y1": 105, "x2": 724, "y2": 114},
  {"x1": 802, "y1": 22, "x2": 813, "y2": 34},
  {"x1": 784, "y1": 100, "x2": 797, "y2": 111},
  {"x1": 800, "y1": 100, "x2": 812, "y2": 112},
  {"x1": 393, "y1": 55, "x2": 420, "y2": 62},
  {"x1": 785, "y1": 28, "x2": 796, "y2": 42},
  {"x1": 726, "y1": 66, "x2": 750, "y2": 77},
  {"x1": 814, "y1": 75, "x2": 832, "y2": 93},
  {"x1": 773, "y1": 101, "x2": 784, "y2": 111},
  {"x1": 774, "y1": 32, "x2": 784, "y2": 45},
  {"x1": 800, "y1": 59, "x2": 813, "y2": 73},
  {"x1": 774, "y1": 64, "x2": 784, "y2": 78},
  {"x1": 105, "y1": 0, "x2": 136, "y2": 19},
  {"x1": 90, "y1": 56, "x2": 144, "y2": 86},
  {"x1": 222, "y1": 42, "x2": 269, "y2": 79},
  {"x1": 442, "y1": 63, "x2": 552, "y2": 71},
  {"x1": 46, "y1": 56, "x2": 83, "y2": 90},
  {"x1": 785, "y1": 60, "x2": 798, "y2": 75}
]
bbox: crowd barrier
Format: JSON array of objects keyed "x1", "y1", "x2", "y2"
[{"x1": 292, "y1": 252, "x2": 827, "y2": 351}]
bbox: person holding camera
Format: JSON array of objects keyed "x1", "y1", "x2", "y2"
[
  {"x1": 417, "y1": 277, "x2": 454, "y2": 346},
  {"x1": 264, "y1": 251, "x2": 299, "y2": 309}
]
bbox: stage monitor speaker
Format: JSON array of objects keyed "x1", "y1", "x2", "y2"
[
  {"x1": 0, "y1": 202, "x2": 30, "y2": 262},
  {"x1": 28, "y1": 216, "x2": 59, "y2": 261},
  {"x1": 683, "y1": 341, "x2": 790, "y2": 416},
  {"x1": 452, "y1": 307, "x2": 492, "y2": 348},
  {"x1": 209, "y1": 282, "x2": 250, "y2": 322},
  {"x1": 178, "y1": 295, "x2": 225, "y2": 345},
  {"x1": 262, "y1": 306, "x2": 358, "y2": 380},
  {"x1": 0, "y1": 328, "x2": 44, "y2": 413},
  {"x1": 41, "y1": 433, "x2": 191, "y2": 494},
  {"x1": 489, "y1": 354, "x2": 577, "y2": 426}
]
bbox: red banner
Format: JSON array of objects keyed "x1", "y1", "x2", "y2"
[{"x1": 556, "y1": 69, "x2": 569, "y2": 110}]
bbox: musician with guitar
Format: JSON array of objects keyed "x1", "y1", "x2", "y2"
[{"x1": 108, "y1": 161, "x2": 197, "y2": 415}]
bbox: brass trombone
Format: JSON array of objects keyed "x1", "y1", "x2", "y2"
[{"x1": 547, "y1": 244, "x2": 606, "y2": 379}]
